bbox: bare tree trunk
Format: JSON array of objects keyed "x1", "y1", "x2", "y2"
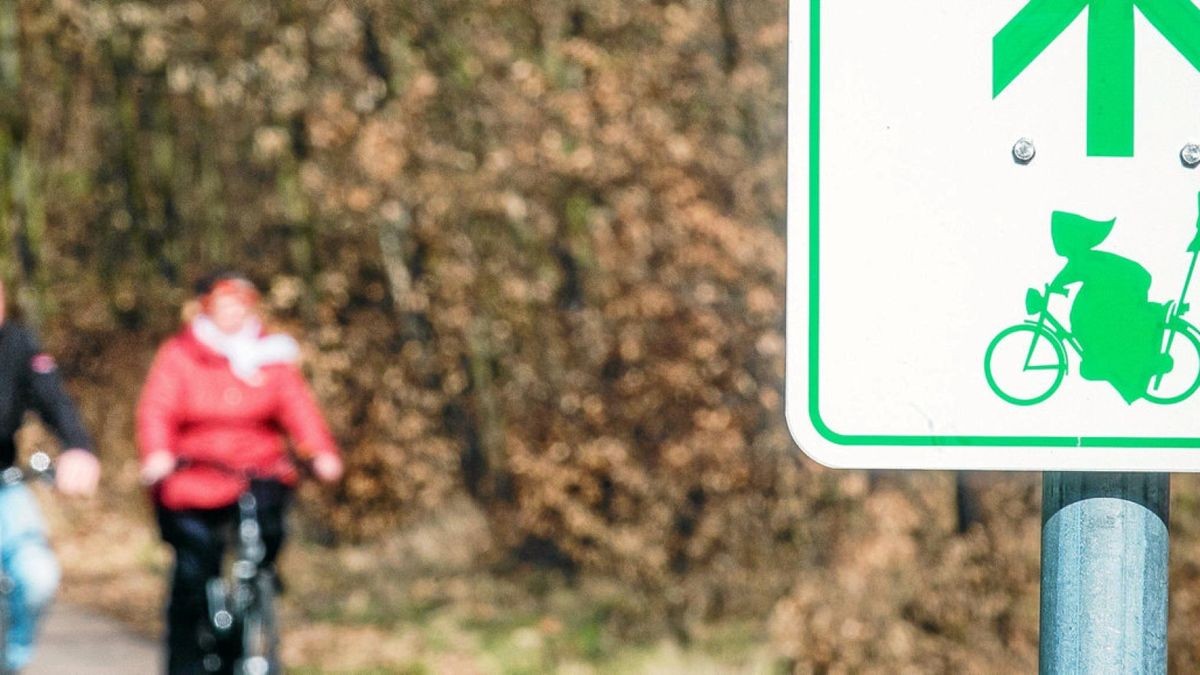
[
  {"x1": 377, "y1": 205, "x2": 412, "y2": 312},
  {"x1": 956, "y1": 472, "x2": 985, "y2": 534},
  {"x1": 467, "y1": 316, "x2": 510, "y2": 502}
]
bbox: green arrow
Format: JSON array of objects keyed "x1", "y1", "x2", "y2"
[{"x1": 994, "y1": 0, "x2": 1200, "y2": 157}]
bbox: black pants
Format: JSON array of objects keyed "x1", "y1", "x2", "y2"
[{"x1": 156, "y1": 481, "x2": 291, "y2": 675}]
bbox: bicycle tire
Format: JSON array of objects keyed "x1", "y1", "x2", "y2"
[
  {"x1": 985, "y1": 323, "x2": 1068, "y2": 406},
  {"x1": 236, "y1": 571, "x2": 280, "y2": 675},
  {"x1": 1145, "y1": 320, "x2": 1200, "y2": 405}
]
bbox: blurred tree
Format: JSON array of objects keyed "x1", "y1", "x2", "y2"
[{"x1": 4, "y1": 0, "x2": 890, "y2": 647}]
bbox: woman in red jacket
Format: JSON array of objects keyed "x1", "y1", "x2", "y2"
[{"x1": 137, "y1": 272, "x2": 343, "y2": 675}]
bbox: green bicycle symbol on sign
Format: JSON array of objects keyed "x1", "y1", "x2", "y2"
[{"x1": 985, "y1": 196, "x2": 1200, "y2": 406}]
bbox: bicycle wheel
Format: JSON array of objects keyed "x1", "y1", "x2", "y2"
[
  {"x1": 1145, "y1": 321, "x2": 1200, "y2": 405},
  {"x1": 984, "y1": 323, "x2": 1067, "y2": 406},
  {"x1": 237, "y1": 572, "x2": 280, "y2": 675}
]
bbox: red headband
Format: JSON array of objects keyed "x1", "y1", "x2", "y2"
[{"x1": 201, "y1": 279, "x2": 259, "y2": 313}]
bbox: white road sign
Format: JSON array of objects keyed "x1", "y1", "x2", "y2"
[{"x1": 786, "y1": 0, "x2": 1200, "y2": 470}]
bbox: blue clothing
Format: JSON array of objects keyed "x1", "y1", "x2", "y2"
[{"x1": 0, "y1": 483, "x2": 59, "y2": 670}]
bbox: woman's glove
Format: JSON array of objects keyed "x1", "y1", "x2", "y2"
[
  {"x1": 139, "y1": 450, "x2": 177, "y2": 486},
  {"x1": 311, "y1": 454, "x2": 344, "y2": 483},
  {"x1": 57, "y1": 449, "x2": 101, "y2": 496}
]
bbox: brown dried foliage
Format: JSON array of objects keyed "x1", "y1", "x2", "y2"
[{"x1": 13, "y1": 0, "x2": 792, "y2": 599}]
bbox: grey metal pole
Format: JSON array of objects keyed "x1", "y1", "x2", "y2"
[{"x1": 1040, "y1": 472, "x2": 1170, "y2": 674}]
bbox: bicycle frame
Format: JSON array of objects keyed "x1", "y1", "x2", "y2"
[
  {"x1": 208, "y1": 491, "x2": 266, "y2": 633},
  {"x1": 1023, "y1": 302, "x2": 1081, "y2": 372}
]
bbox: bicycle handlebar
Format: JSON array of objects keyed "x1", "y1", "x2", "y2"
[
  {"x1": 172, "y1": 457, "x2": 276, "y2": 481},
  {"x1": 0, "y1": 452, "x2": 55, "y2": 488},
  {"x1": 170, "y1": 455, "x2": 313, "y2": 484}
]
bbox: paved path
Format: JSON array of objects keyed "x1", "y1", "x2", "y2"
[{"x1": 26, "y1": 603, "x2": 158, "y2": 674}]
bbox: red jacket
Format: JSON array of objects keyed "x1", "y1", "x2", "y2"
[{"x1": 136, "y1": 327, "x2": 340, "y2": 510}]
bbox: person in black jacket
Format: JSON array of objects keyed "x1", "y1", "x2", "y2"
[{"x1": 0, "y1": 280, "x2": 99, "y2": 670}]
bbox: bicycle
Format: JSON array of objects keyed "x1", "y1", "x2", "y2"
[
  {"x1": 173, "y1": 459, "x2": 281, "y2": 675},
  {"x1": 0, "y1": 451, "x2": 54, "y2": 675},
  {"x1": 984, "y1": 282, "x2": 1200, "y2": 406}
]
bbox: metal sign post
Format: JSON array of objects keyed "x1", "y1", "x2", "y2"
[{"x1": 1040, "y1": 472, "x2": 1169, "y2": 672}]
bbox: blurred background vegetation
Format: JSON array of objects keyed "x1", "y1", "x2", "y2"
[{"x1": 9, "y1": 0, "x2": 1200, "y2": 673}]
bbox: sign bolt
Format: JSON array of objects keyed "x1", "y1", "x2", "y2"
[
  {"x1": 1181, "y1": 144, "x2": 1200, "y2": 168},
  {"x1": 1012, "y1": 137, "x2": 1036, "y2": 164}
]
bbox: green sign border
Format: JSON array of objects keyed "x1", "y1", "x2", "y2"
[{"x1": 806, "y1": 0, "x2": 1200, "y2": 450}]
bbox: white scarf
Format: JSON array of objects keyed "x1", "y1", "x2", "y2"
[{"x1": 191, "y1": 315, "x2": 300, "y2": 384}]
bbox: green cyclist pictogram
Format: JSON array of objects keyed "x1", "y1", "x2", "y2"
[
  {"x1": 994, "y1": 0, "x2": 1200, "y2": 157},
  {"x1": 985, "y1": 193, "x2": 1200, "y2": 405}
]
